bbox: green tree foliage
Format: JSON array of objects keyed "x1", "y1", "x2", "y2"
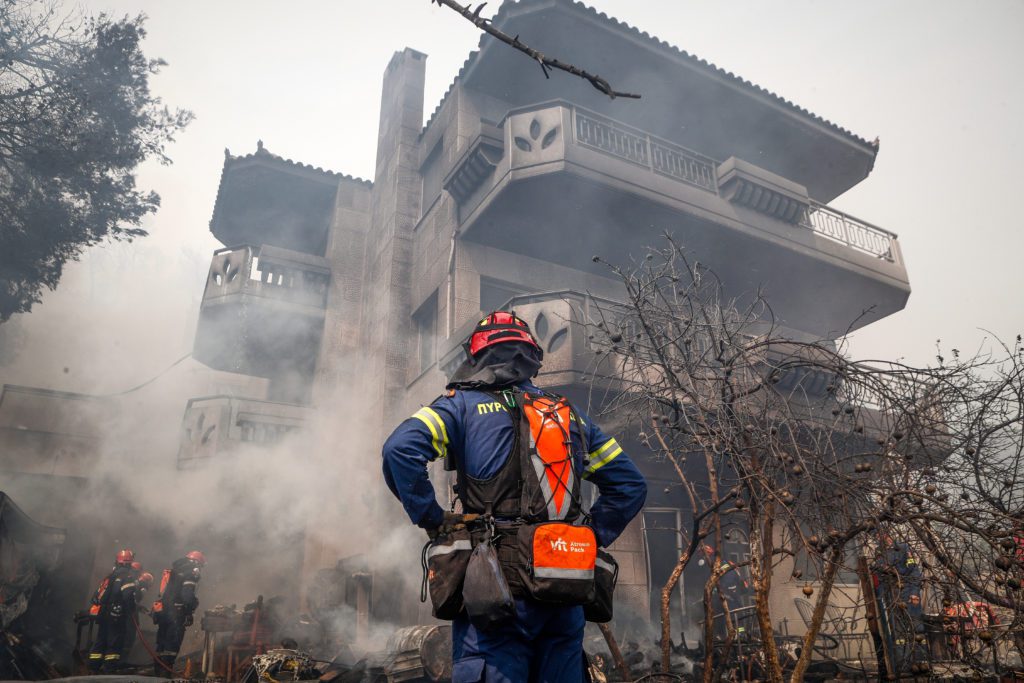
[{"x1": 0, "y1": 0, "x2": 192, "y2": 321}]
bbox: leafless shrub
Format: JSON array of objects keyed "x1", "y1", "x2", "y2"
[{"x1": 584, "y1": 236, "x2": 1023, "y2": 681}]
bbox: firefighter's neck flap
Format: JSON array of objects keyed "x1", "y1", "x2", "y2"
[{"x1": 446, "y1": 341, "x2": 542, "y2": 390}]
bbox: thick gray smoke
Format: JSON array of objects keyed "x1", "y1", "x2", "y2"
[{"x1": 0, "y1": 237, "x2": 427, "y2": 659}]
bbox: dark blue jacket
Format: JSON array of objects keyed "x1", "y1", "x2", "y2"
[
  {"x1": 876, "y1": 541, "x2": 922, "y2": 594},
  {"x1": 382, "y1": 383, "x2": 647, "y2": 548}
]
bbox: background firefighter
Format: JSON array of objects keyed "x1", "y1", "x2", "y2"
[
  {"x1": 87, "y1": 549, "x2": 140, "y2": 672},
  {"x1": 151, "y1": 550, "x2": 205, "y2": 676},
  {"x1": 382, "y1": 311, "x2": 647, "y2": 682},
  {"x1": 872, "y1": 533, "x2": 925, "y2": 675}
]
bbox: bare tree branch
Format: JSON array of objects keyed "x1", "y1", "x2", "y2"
[
  {"x1": 580, "y1": 237, "x2": 1024, "y2": 679},
  {"x1": 430, "y1": 0, "x2": 642, "y2": 99}
]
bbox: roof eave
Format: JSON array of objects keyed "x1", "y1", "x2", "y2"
[
  {"x1": 208, "y1": 145, "x2": 372, "y2": 235},
  {"x1": 425, "y1": 0, "x2": 878, "y2": 157}
]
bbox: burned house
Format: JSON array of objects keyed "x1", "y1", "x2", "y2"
[
  {"x1": 0, "y1": 0, "x2": 913, "y2": 667},
  {"x1": 180, "y1": 0, "x2": 910, "y2": 641}
]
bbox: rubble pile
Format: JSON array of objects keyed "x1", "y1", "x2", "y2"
[{"x1": 0, "y1": 493, "x2": 66, "y2": 680}]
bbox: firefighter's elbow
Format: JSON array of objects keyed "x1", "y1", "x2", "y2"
[
  {"x1": 381, "y1": 435, "x2": 406, "y2": 479},
  {"x1": 381, "y1": 432, "x2": 400, "y2": 464},
  {"x1": 636, "y1": 478, "x2": 648, "y2": 508},
  {"x1": 628, "y1": 468, "x2": 648, "y2": 507},
  {"x1": 630, "y1": 482, "x2": 648, "y2": 519}
]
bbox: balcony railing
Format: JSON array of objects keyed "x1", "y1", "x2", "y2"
[
  {"x1": 563, "y1": 104, "x2": 897, "y2": 263},
  {"x1": 802, "y1": 202, "x2": 896, "y2": 262},
  {"x1": 573, "y1": 108, "x2": 718, "y2": 193},
  {"x1": 177, "y1": 395, "x2": 306, "y2": 467},
  {"x1": 203, "y1": 244, "x2": 330, "y2": 310}
]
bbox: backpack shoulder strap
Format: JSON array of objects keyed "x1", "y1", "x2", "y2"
[{"x1": 570, "y1": 404, "x2": 590, "y2": 461}]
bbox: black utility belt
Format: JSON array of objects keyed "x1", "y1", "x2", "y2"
[{"x1": 423, "y1": 520, "x2": 618, "y2": 624}]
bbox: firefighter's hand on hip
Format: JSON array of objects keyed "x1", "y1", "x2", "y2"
[{"x1": 427, "y1": 511, "x2": 481, "y2": 540}]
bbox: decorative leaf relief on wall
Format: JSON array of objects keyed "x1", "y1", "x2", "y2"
[
  {"x1": 514, "y1": 117, "x2": 560, "y2": 154},
  {"x1": 186, "y1": 410, "x2": 216, "y2": 447},
  {"x1": 211, "y1": 254, "x2": 241, "y2": 288},
  {"x1": 530, "y1": 309, "x2": 569, "y2": 356}
]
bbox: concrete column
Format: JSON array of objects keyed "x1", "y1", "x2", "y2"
[
  {"x1": 361, "y1": 48, "x2": 427, "y2": 438},
  {"x1": 313, "y1": 179, "x2": 373, "y2": 404}
]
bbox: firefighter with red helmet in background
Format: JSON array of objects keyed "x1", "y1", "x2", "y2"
[
  {"x1": 151, "y1": 550, "x2": 205, "y2": 677},
  {"x1": 383, "y1": 312, "x2": 647, "y2": 682},
  {"x1": 87, "y1": 549, "x2": 142, "y2": 672}
]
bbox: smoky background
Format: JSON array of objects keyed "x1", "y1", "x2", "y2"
[
  {"x1": 1, "y1": 0, "x2": 1020, "y2": 384},
  {"x1": 0, "y1": 0, "x2": 1022, "y2": 667}
]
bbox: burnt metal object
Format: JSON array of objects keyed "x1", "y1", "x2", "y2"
[
  {"x1": 0, "y1": 492, "x2": 65, "y2": 681},
  {"x1": 383, "y1": 625, "x2": 453, "y2": 682},
  {"x1": 251, "y1": 648, "x2": 318, "y2": 681}
]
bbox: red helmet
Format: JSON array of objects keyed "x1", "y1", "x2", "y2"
[
  {"x1": 186, "y1": 550, "x2": 206, "y2": 566},
  {"x1": 131, "y1": 561, "x2": 143, "y2": 571},
  {"x1": 466, "y1": 311, "x2": 541, "y2": 358},
  {"x1": 116, "y1": 549, "x2": 134, "y2": 565}
]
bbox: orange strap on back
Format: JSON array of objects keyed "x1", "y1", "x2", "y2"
[
  {"x1": 523, "y1": 394, "x2": 576, "y2": 519},
  {"x1": 94, "y1": 577, "x2": 109, "y2": 603},
  {"x1": 159, "y1": 568, "x2": 172, "y2": 595}
]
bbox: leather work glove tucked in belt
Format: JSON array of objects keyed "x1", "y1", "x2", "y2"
[{"x1": 427, "y1": 512, "x2": 481, "y2": 540}]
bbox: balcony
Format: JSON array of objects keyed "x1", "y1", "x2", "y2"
[
  {"x1": 436, "y1": 290, "x2": 850, "y2": 401},
  {"x1": 193, "y1": 245, "x2": 329, "y2": 398},
  {"x1": 437, "y1": 290, "x2": 840, "y2": 396},
  {"x1": 0, "y1": 385, "x2": 109, "y2": 479},
  {"x1": 572, "y1": 112, "x2": 899, "y2": 264},
  {"x1": 435, "y1": 291, "x2": 947, "y2": 469},
  {"x1": 202, "y1": 244, "x2": 330, "y2": 311},
  {"x1": 177, "y1": 395, "x2": 307, "y2": 468},
  {"x1": 449, "y1": 102, "x2": 910, "y2": 336},
  {"x1": 438, "y1": 291, "x2": 623, "y2": 391}
]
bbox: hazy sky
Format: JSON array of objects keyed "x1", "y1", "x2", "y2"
[{"x1": 2, "y1": 0, "x2": 1022, "y2": 392}]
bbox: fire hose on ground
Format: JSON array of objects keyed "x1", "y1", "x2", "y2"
[{"x1": 129, "y1": 612, "x2": 178, "y2": 675}]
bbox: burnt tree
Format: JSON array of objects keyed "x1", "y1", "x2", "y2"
[{"x1": 583, "y1": 237, "x2": 1023, "y2": 681}]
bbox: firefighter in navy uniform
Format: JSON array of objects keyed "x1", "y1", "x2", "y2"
[
  {"x1": 873, "y1": 533, "x2": 925, "y2": 675},
  {"x1": 152, "y1": 550, "x2": 205, "y2": 676},
  {"x1": 87, "y1": 549, "x2": 141, "y2": 672},
  {"x1": 383, "y1": 312, "x2": 647, "y2": 682}
]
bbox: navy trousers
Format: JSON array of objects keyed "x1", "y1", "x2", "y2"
[{"x1": 452, "y1": 599, "x2": 585, "y2": 682}]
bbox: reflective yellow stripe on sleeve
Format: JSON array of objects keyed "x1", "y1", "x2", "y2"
[
  {"x1": 585, "y1": 438, "x2": 622, "y2": 478},
  {"x1": 413, "y1": 406, "x2": 449, "y2": 459}
]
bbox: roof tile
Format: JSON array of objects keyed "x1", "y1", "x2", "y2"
[{"x1": 208, "y1": 143, "x2": 372, "y2": 230}]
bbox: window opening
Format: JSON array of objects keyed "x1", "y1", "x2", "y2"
[{"x1": 414, "y1": 292, "x2": 439, "y2": 373}]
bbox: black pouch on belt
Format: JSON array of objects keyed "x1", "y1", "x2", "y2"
[
  {"x1": 583, "y1": 549, "x2": 618, "y2": 623},
  {"x1": 423, "y1": 527, "x2": 472, "y2": 620},
  {"x1": 462, "y1": 535, "x2": 515, "y2": 630}
]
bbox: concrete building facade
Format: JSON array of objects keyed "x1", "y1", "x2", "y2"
[{"x1": 184, "y1": 0, "x2": 911, "y2": 638}]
